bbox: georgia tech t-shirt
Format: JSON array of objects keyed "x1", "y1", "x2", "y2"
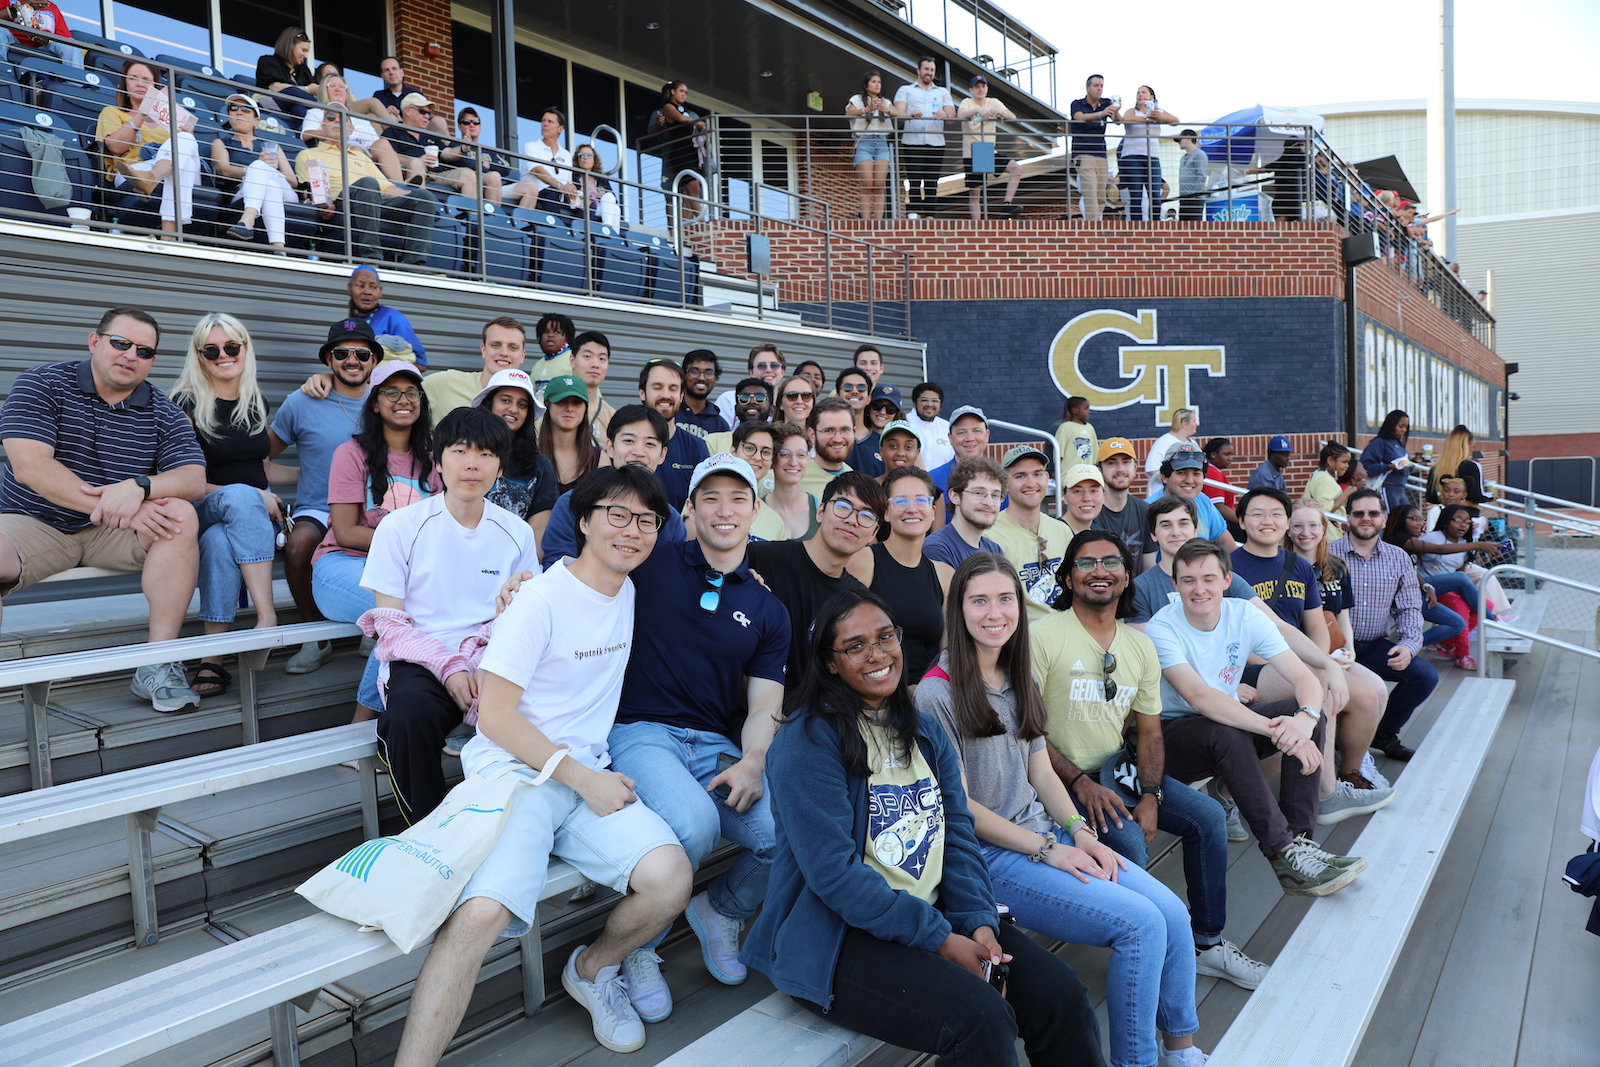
[
  {"x1": 1031, "y1": 610, "x2": 1162, "y2": 773},
  {"x1": 861, "y1": 720, "x2": 944, "y2": 905}
]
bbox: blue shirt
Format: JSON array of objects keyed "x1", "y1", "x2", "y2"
[
  {"x1": 539, "y1": 485, "x2": 687, "y2": 569},
  {"x1": 1069, "y1": 95, "x2": 1115, "y2": 157},
  {"x1": 677, "y1": 401, "x2": 729, "y2": 435},
  {"x1": 922, "y1": 524, "x2": 1003, "y2": 569},
  {"x1": 1230, "y1": 547, "x2": 1322, "y2": 629},
  {"x1": 614, "y1": 540, "x2": 790, "y2": 737},
  {"x1": 1147, "y1": 485, "x2": 1231, "y2": 542},
  {"x1": 659, "y1": 426, "x2": 710, "y2": 512},
  {"x1": 356, "y1": 304, "x2": 426, "y2": 368},
  {"x1": 1246, "y1": 461, "x2": 1287, "y2": 493},
  {"x1": 0, "y1": 361, "x2": 205, "y2": 533},
  {"x1": 849, "y1": 432, "x2": 884, "y2": 478},
  {"x1": 269, "y1": 387, "x2": 367, "y2": 517}
]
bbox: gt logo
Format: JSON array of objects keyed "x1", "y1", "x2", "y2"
[
  {"x1": 733, "y1": 611, "x2": 752, "y2": 628},
  {"x1": 1048, "y1": 309, "x2": 1226, "y2": 427}
]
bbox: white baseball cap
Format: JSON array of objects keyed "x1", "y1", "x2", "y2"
[
  {"x1": 470, "y1": 368, "x2": 545, "y2": 418},
  {"x1": 688, "y1": 452, "x2": 760, "y2": 497}
]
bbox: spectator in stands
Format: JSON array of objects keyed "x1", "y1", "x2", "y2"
[
  {"x1": 531, "y1": 312, "x2": 575, "y2": 399},
  {"x1": 747, "y1": 472, "x2": 879, "y2": 677},
  {"x1": 311, "y1": 361, "x2": 438, "y2": 721},
  {"x1": 930, "y1": 405, "x2": 990, "y2": 493},
  {"x1": 1060, "y1": 463, "x2": 1105, "y2": 536},
  {"x1": 1055, "y1": 396, "x2": 1098, "y2": 466},
  {"x1": 705, "y1": 378, "x2": 772, "y2": 461},
  {"x1": 801, "y1": 398, "x2": 855, "y2": 499},
  {"x1": 1116, "y1": 86, "x2": 1178, "y2": 222},
  {"x1": 1153, "y1": 445, "x2": 1236, "y2": 550},
  {"x1": 743, "y1": 587, "x2": 1102, "y2": 1064},
  {"x1": 834, "y1": 366, "x2": 873, "y2": 447},
  {"x1": 638, "y1": 361, "x2": 710, "y2": 511},
  {"x1": 571, "y1": 143, "x2": 621, "y2": 229},
  {"x1": 538, "y1": 375, "x2": 599, "y2": 496},
  {"x1": 893, "y1": 57, "x2": 955, "y2": 217},
  {"x1": 254, "y1": 28, "x2": 315, "y2": 115},
  {"x1": 846, "y1": 465, "x2": 945, "y2": 682},
  {"x1": 1387, "y1": 503, "x2": 1503, "y2": 626},
  {"x1": 267, "y1": 320, "x2": 377, "y2": 675},
  {"x1": 676, "y1": 350, "x2": 727, "y2": 435},
  {"x1": 1247, "y1": 138, "x2": 1308, "y2": 223},
  {"x1": 471, "y1": 369, "x2": 557, "y2": 548},
  {"x1": 298, "y1": 74, "x2": 403, "y2": 185},
  {"x1": 344, "y1": 266, "x2": 426, "y2": 367},
  {"x1": 1069, "y1": 74, "x2": 1120, "y2": 222},
  {"x1": 956, "y1": 75, "x2": 1023, "y2": 219},
  {"x1": 874, "y1": 420, "x2": 922, "y2": 485},
  {"x1": 96, "y1": 60, "x2": 168, "y2": 220},
  {"x1": 924, "y1": 552, "x2": 1208, "y2": 1066},
  {"x1": 1425, "y1": 424, "x2": 1493, "y2": 508},
  {"x1": 1201, "y1": 436, "x2": 1239, "y2": 527},
  {"x1": 448, "y1": 109, "x2": 517, "y2": 201},
  {"x1": 1034, "y1": 529, "x2": 1269, "y2": 991},
  {"x1": 147, "y1": 109, "x2": 201, "y2": 239},
  {"x1": 906, "y1": 382, "x2": 952, "y2": 471},
  {"x1": 391, "y1": 93, "x2": 486, "y2": 200},
  {"x1": 1127, "y1": 496, "x2": 1255, "y2": 626},
  {"x1": 604, "y1": 453, "x2": 788, "y2": 1018},
  {"x1": 988, "y1": 446, "x2": 1072, "y2": 621},
  {"x1": 294, "y1": 113, "x2": 438, "y2": 266},
  {"x1": 714, "y1": 343, "x2": 784, "y2": 427},
  {"x1": 1332, "y1": 489, "x2": 1438, "y2": 761},
  {"x1": 1247, "y1": 435, "x2": 1293, "y2": 492},
  {"x1": 392, "y1": 465, "x2": 691, "y2": 1060},
  {"x1": 1144, "y1": 407, "x2": 1198, "y2": 497},
  {"x1": 1147, "y1": 540, "x2": 1364, "y2": 897},
  {"x1": 0, "y1": 306, "x2": 204, "y2": 712},
  {"x1": 360, "y1": 406, "x2": 538, "y2": 822},
  {"x1": 849, "y1": 384, "x2": 899, "y2": 479},
  {"x1": 773, "y1": 374, "x2": 815, "y2": 427},
  {"x1": 924, "y1": 456, "x2": 1005, "y2": 582},
  {"x1": 417, "y1": 316, "x2": 527, "y2": 420},
  {"x1": 1359, "y1": 410, "x2": 1416, "y2": 513},
  {"x1": 170, "y1": 313, "x2": 298, "y2": 698},
  {"x1": 5, "y1": 0, "x2": 79, "y2": 66},
  {"x1": 361, "y1": 56, "x2": 420, "y2": 124},
  {"x1": 570, "y1": 331, "x2": 616, "y2": 439},
  {"x1": 646, "y1": 80, "x2": 706, "y2": 225},
  {"x1": 726, "y1": 422, "x2": 786, "y2": 541},
  {"x1": 1175, "y1": 130, "x2": 1207, "y2": 221},
  {"x1": 511, "y1": 107, "x2": 576, "y2": 214},
  {"x1": 211, "y1": 94, "x2": 301, "y2": 250},
  {"x1": 852, "y1": 344, "x2": 885, "y2": 385},
  {"x1": 763, "y1": 422, "x2": 818, "y2": 541},
  {"x1": 1094, "y1": 437, "x2": 1153, "y2": 571},
  {"x1": 1303, "y1": 441, "x2": 1354, "y2": 523},
  {"x1": 845, "y1": 71, "x2": 894, "y2": 219},
  {"x1": 794, "y1": 360, "x2": 825, "y2": 395}
]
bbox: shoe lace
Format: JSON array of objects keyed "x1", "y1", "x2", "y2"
[
  {"x1": 714, "y1": 912, "x2": 744, "y2": 951},
  {"x1": 1283, "y1": 839, "x2": 1332, "y2": 878},
  {"x1": 157, "y1": 661, "x2": 189, "y2": 690},
  {"x1": 622, "y1": 950, "x2": 664, "y2": 991},
  {"x1": 593, "y1": 968, "x2": 636, "y2": 1018}
]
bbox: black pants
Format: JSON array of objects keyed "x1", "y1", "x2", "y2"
[
  {"x1": 902, "y1": 144, "x2": 946, "y2": 213},
  {"x1": 796, "y1": 921, "x2": 1105, "y2": 1067},
  {"x1": 343, "y1": 176, "x2": 438, "y2": 265},
  {"x1": 376, "y1": 661, "x2": 462, "y2": 824}
]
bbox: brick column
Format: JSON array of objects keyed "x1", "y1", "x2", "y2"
[{"x1": 391, "y1": 0, "x2": 454, "y2": 114}]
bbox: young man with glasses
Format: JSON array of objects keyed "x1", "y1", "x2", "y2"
[
  {"x1": 638, "y1": 361, "x2": 710, "y2": 511},
  {"x1": 800, "y1": 398, "x2": 856, "y2": 499},
  {"x1": 989, "y1": 447, "x2": 1074, "y2": 622},
  {"x1": 677, "y1": 350, "x2": 728, "y2": 435},
  {"x1": 747, "y1": 471, "x2": 882, "y2": 679},
  {"x1": 714, "y1": 343, "x2": 786, "y2": 428},
  {"x1": 0, "y1": 306, "x2": 206, "y2": 712},
  {"x1": 392, "y1": 464, "x2": 693, "y2": 1060},
  {"x1": 603, "y1": 453, "x2": 789, "y2": 1023},
  {"x1": 923, "y1": 455, "x2": 1006, "y2": 583},
  {"x1": 1032, "y1": 530, "x2": 1270, "y2": 989}
]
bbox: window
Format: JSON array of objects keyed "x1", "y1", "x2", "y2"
[
  {"x1": 219, "y1": 0, "x2": 301, "y2": 83},
  {"x1": 514, "y1": 43, "x2": 566, "y2": 155},
  {"x1": 56, "y1": 0, "x2": 101, "y2": 36},
  {"x1": 452, "y1": 20, "x2": 496, "y2": 140},
  {"x1": 313, "y1": 0, "x2": 384, "y2": 98},
  {"x1": 625, "y1": 80, "x2": 666, "y2": 226},
  {"x1": 111, "y1": 0, "x2": 210, "y2": 71}
]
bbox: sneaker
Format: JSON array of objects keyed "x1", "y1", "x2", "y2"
[
  {"x1": 1271, "y1": 837, "x2": 1360, "y2": 896},
  {"x1": 1208, "y1": 782, "x2": 1249, "y2": 842},
  {"x1": 569, "y1": 880, "x2": 599, "y2": 902},
  {"x1": 285, "y1": 641, "x2": 333, "y2": 674},
  {"x1": 1358, "y1": 751, "x2": 1390, "y2": 790},
  {"x1": 1157, "y1": 1045, "x2": 1210, "y2": 1066},
  {"x1": 1297, "y1": 834, "x2": 1366, "y2": 873},
  {"x1": 442, "y1": 722, "x2": 476, "y2": 757},
  {"x1": 1000, "y1": 201, "x2": 1022, "y2": 219},
  {"x1": 1194, "y1": 940, "x2": 1269, "y2": 990},
  {"x1": 1317, "y1": 779, "x2": 1396, "y2": 825},
  {"x1": 131, "y1": 662, "x2": 200, "y2": 713},
  {"x1": 620, "y1": 949, "x2": 672, "y2": 1022},
  {"x1": 684, "y1": 891, "x2": 747, "y2": 985},
  {"x1": 561, "y1": 945, "x2": 645, "y2": 1053},
  {"x1": 1371, "y1": 731, "x2": 1415, "y2": 761}
]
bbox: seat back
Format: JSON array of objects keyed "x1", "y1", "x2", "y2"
[
  {"x1": 152, "y1": 53, "x2": 214, "y2": 79},
  {"x1": 593, "y1": 225, "x2": 650, "y2": 300},
  {"x1": 0, "y1": 56, "x2": 21, "y2": 104},
  {"x1": 519, "y1": 208, "x2": 586, "y2": 290},
  {"x1": 0, "y1": 98, "x2": 93, "y2": 220},
  {"x1": 20, "y1": 57, "x2": 116, "y2": 139},
  {"x1": 79, "y1": 35, "x2": 145, "y2": 77},
  {"x1": 636, "y1": 232, "x2": 699, "y2": 305},
  {"x1": 448, "y1": 197, "x2": 531, "y2": 282}
]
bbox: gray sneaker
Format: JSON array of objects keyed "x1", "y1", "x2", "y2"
[
  {"x1": 1317, "y1": 779, "x2": 1396, "y2": 825},
  {"x1": 1298, "y1": 834, "x2": 1366, "y2": 874},
  {"x1": 1208, "y1": 782, "x2": 1249, "y2": 842},
  {"x1": 442, "y1": 722, "x2": 476, "y2": 757},
  {"x1": 285, "y1": 641, "x2": 333, "y2": 674},
  {"x1": 131, "y1": 661, "x2": 200, "y2": 713},
  {"x1": 1271, "y1": 837, "x2": 1360, "y2": 896},
  {"x1": 1195, "y1": 939, "x2": 1270, "y2": 990}
]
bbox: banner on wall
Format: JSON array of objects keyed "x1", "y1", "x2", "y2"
[{"x1": 1357, "y1": 314, "x2": 1503, "y2": 440}]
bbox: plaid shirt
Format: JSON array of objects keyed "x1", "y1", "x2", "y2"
[{"x1": 1329, "y1": 536, "x2": 1423, "y2": 652}]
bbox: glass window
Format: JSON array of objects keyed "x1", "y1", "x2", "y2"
[
  {"x1": 313, "y1": 0, "x2": 384, "y2": 94},
  {"x1": 219, "y1": 0, "x2": 300, "y2": 83},
  {"x1": 56, "y1": 0, "x2": 102, "y2": 36},
  {"x1": 625, "y1": 80, "x2": 666, "y2": 227},
  {"x1": 514, "y1": 44, "x2": 566, "y2": 156},
  {"x1": 759, "y1": 137, "x2": 792, "y2": 219},
  {"x1": 111, "y1": 0, "x2": 210, "y2": 71}
]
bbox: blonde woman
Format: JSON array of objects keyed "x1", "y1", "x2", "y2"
[
  {"x1": 763, "y1": 421, "x2": 819, "y2": 540},
  {"x1": 1425, "y1": 423, "x2": 1492, "y2": 508},
  {"x1": 169, "y1": 314, "x2": 300, "y2": 697}
]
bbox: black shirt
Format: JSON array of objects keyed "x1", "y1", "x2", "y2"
[
  {"x1": 255, "y1": 54, "x2": 313, "y2": 91},
  {"x1": 868, "y1": 542, "x2": 943, "y2": 680},
  {"x1": 373, "y1": 85, "x2": 420, "y2": 116},
  {"x1": 1315, "y1": 562, "x2": 1354, "y2": 615},
  {"x1": 387, "y1": 125, "x2": 442, "y2": 159},
  {"x1": 746, "y1": 539, "x2": 865, "y2": 680},
  {"x1": 175, "y1": 396, "x2": 270, "y2": 488},
  {"x1": 1094, "y1": 496, "x2": 1150, "y2": 563}
]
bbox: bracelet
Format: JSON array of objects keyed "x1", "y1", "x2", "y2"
[
  {"x1": 1066, "y1": 770, "x2": 1087, "y2": 791},
  {"x1": 1063, "y1": 813, "x2": 1097, "y2": 840},
  {"x1": 1027, "y1": 831, "x2": 1057, "y2": 863}
]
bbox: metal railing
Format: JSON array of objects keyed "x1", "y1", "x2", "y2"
[
  {"x1": 1475, "y1": 564, "x2": 1600, "y2": 678},
  {"x1": 986, "y1": 416, "x2": 1062, "y2": 518}
]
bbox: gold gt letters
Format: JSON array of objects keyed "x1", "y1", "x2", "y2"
[{"x1": 1049, "y1": 309, "x2": 1226, "y2": 427}]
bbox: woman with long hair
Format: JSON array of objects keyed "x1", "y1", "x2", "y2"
[
  {"x1": 916, "y1": 553, "x2": 1204, "y2": 1067},
  {"x1": 1117, "y1": 85, "x2": 1178, "y2": 222},
  {"x1": 1426, "y1": 424, "x2": 1493, "y2": 508},
  {"x1": 169, "y1": 313, "x2": 298, "y2": 696},
  {"x1": 1305, "y1": 441, "x2": 1355, "y2": 522},
  {"x1": 742, "y1": 588, "x2": 1105, "y2": 1065},
  {"x1": 255, "y1": 27, "x2": 316, "y2": 114},
  {"x1": 571, "y1": 143, "x2": 620, "y2": 228},
  {"x1": 1382, "y1": 505, "x2": 1470, "y2": 661},
  {"x1": 210, "y1": 93, "x2": 300, "y2": 248},
  {"x1": 95, "y1": 59, "x2": 167, "y2": 214},
  {"x1": 764, "y1": 422, "x2": 819, "y2": 540},
  {"x1": 1360, "y1": 410, "x2": 1414, "y2": 511},
  {"x1": 773, "y1": 374, "x2": 816, "y2": 427},
  {"x1": 473, "y1": 370, "x2": 558, "y2": 547},
  {"x1": 846, "y1": 466, "x2": 946, "y2": 683},
  {"x1": 844, "y1": 71, "x2": 894, "y2": 219},
  {"x1": 536, "y1": 374, "x2": 599, "y2": 494}
]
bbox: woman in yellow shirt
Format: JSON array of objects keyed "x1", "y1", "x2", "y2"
[{"x1": 96, "y1": 59, "x2": 170, "y2": 212}]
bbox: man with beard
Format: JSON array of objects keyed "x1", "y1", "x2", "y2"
[
  {"x1": 922, "y1": 455, "x2": 1005, "y2": 584},
  {"x1": 638, "y1": 360, "x2": 709, "y2": 512},
  {"x1": 799, "y1": 398, "x2": 854, "y2": 499},
  {"x1": 714, "y1": 342, "x2": 785, "y2": 428},
  {"x1": 1093, "y1": 437, "x2": 1154, "y2": 572},
  {"x1": 704, "y1": 378, "x2": 771, "y2": 458},
  {"x1": 677, "y1": 350, "x2": 728, "y2": 435}
]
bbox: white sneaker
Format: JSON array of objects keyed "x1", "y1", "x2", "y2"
[
  {"x1": 1157, "y1": 1045, "x2": 1210, "y2": 1066},
  {"x1": 1194, "y1": 940, "x2": 1269, "y2": 990},
  {"x1": 562, "y1": 945, "x2": 645, "y2": 1053},
  {"x1": 130, "y1": 661, "x2": 200, "y2": 713},
  {"x1": 1359, "y1": 751, "x2": 1390, "y2": 790},
  {"x1": 621, "y1": 948, "x2": 673, "y2": 1022},
  {"x1": 285, "y1": 641, "x2": 332, "y2": 674}
]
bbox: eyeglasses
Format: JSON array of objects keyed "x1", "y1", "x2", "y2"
[
  {"x1": 1349, "y1": 509, "x2": 1384, "y2": 519},
  {"x1": 198, "y1": 341, "x2": 243, "y2": 361},
  {"x1": 738, "y1": 443, "x2": 775, "y2": 460},
  {"x1": 330, "y1": 346, "x2": 375, "y2": 362},
  {"x1": 838, "y1": 383, "x2": 869, "y2": 393},
  {"x1": 826, "y1": 499, "x2": 880, "y2": 527},
  {"x1": 591, "y1": 504, "x2": 663, "y2": 533},
  {"x1": 378, "y1": 387, "x2": 421, "y2": 402},
  {"x1": 1288, "y1": 522, "x2": 1322, "y2": 533},
  {"x1": 1071, "y1": 555, "x2": 1126, "y2": 573},
  {"x1": 777, "y1": 447, "x2": 809, "y2": 460},
  {"x1": 783, "y1": 390, "x2": 813, "y2": 402},
  {"x1": 1101, "y1": 650, "x2": 1119, "y2": 703},
  {"x1": 104, "y1": 334, "x2": 156, "y2": 360},
  {"x1": 832, "y1": 627, "x2": 903, "y2": 664},
  {"x1": 752, "y1": 361, "x2": 782, "y2": 372},
  {"x1": 735, "y1": 392, "x2": 767, "y2": 404},
  {"x1": 684, "y1": 366, "x2": 718, "y2": 377},
  {"x1": 700, "y1": 570, "x2": 723, "y2": 614},
  {"x1": 958, "y1": 488, "x2": 1004, "y2": 502},
  {"x1": 889, "y1": 494, "x2": 935, "y2": 509}
]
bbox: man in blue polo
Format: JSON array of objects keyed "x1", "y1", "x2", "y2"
[
  {"x1": 1247, "y1": 436, "x2": 1293, "y2": 493},
  {"x1": 605, "y1": 452, "x2": 789, "y2": 1025}
]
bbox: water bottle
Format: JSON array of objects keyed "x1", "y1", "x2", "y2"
[
  {"x1": 108, "y1": 215, "x2": 123, "y2": 235},
  {"x1": 307, "y1": 241, "x2": 319, "y2": 262}
]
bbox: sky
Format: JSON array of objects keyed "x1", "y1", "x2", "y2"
[{"x1": 995, "y1": 0, "x2": 1600, "y2": 122}]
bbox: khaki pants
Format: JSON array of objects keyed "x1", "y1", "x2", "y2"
[
  {"x1": 1074, "y1": 154, "x2": 1110, "y2": 221},
  {"x1": 0, "y1": 513, "x2": 146, "y2": 596}
]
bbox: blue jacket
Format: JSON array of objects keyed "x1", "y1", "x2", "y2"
[
  {"x1": 1359, "y1": 436, "x2": 1410, "y2": 511},
  {"x1": 357, "y1": 304, "x2": 427, "y2": 368},
  {"x1": 539, "y1": 487, "x2": 687, "y2": 569},
  {"x1": 739, "y1": 707, "x2": 998, "y2": 1009}
]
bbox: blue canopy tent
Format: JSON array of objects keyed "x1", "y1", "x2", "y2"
[{"x1": 1200, "y1": 105, "x2": 1325, "y2": 165}]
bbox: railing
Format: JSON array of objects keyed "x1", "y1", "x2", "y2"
[
  {"x1": 1407, "y1": 472, "x2": 1600, "y2": 584},
  {"x1": 986, "y1": 416, "x2": 1062, "y2": 518},
  {"x1": 1475, "y1": 564, "x2": 1600, "y2": 678},
  {"x1": 894, "y1": 0, "x2": 1058, "y2": 107}
]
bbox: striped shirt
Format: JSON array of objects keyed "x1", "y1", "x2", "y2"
[
  {"x1": 1329, "y1": 535, "x2": 1424, "y2": 652},
  {"x1": 0, "y1": 360, "x2": 205, "y2": 533}
]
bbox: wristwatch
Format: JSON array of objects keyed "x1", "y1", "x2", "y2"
[
  {"x1": 134, "y1": 474, "x2": 152, "y2": 500},
  {"x1": 1298, "y1": 705, "x2": 1323, "y2": 722},
  {"x1": 1140, "y1": 784, "x2": 1163, "y2": 805}
]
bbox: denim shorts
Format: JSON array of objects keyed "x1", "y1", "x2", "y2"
[{"x1": 854, "y1": 134, "x2": 891, "y2": 164}]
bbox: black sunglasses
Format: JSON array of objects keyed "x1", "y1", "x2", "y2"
[
  {"x1": 198, "y1": 341, "x2": 243, "y2": 361},
  {"x1": 459, "y1": 118, "x2": 482, "y2": 125},
  {"x1": 105, "y1": 334, "x2": 156, "y2": 360},
  {"x1": 1101, "y1": 650, "x2": 1118, "y2": 703}
]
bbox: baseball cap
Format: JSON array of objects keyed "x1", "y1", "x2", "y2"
[
  {"x1": 470, "y1": 368, "x2": 544, "y2": 416},
  {"x1": 869, "y1": 384, "x2": 903, "y2": 409},
  {"x1": 542, "y1": 374, "x2": 589, "y2": 407},
  {"x1": 223, "y1": 92, "x2": 259, "y2": 116},
  {"x1": 399, "y1": 92, "x2": 432, "y2": 111},
  {"x1": 1097, "y1": 437, "x2": 1136, "y2": 462},
  {"x1": 319, "y1": 318, "x2": 379, "y2": 362},
  {"x1": 369, "y1": 360, "x2": 424, "y2": 389},
  {"x1": 948, "y1": 404, "x2": 988, "y2": 427},
  {"x1": 1268, "y1": 435, "x2": 1293, "y2": 453},
  {"x1": 970, "y1": 74, "x2": 988, "y2": 86},
  {"x1": 1063, "y1": 463, "x2": 1106, "y2": 487},
  {"x1": 1166, "y1": 445, "x2": 1205, "y2": 471},
  {"x1": 688, "y1": 452, "x2": 760, "y2": 497},
  {"x1": 880, "y1": 420, "x2": 923, "y2": 447},
  {"x1": 1002, "y1": 444, "x2": 1049, "y2": 468}
]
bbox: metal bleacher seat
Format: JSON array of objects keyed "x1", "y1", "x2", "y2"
[
  {"x1": 445, "y1": 195, "x2": 531, "y2": 281},
  {"x1": 0, "y1": 98, "x2": 93, "y2": 222},
  {"x1": 20, "y1": 56, "x2": 115, "y2": 139},
  {"x1": 633, "y1": 229, "x2": 701, "y2": 305},
  {"x1": 0, "y1": 55, "x2": 25, "y2": 103},
  {"x1": 516, "y1": 206, "x2": 586, "y2": 290},
  {"x1": 594, "y1": 223, "x2": 651, "y2": 299}
]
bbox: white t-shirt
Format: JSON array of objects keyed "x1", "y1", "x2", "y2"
[
  {"x1": 908, "y1": 413, "x2": 953, "y2": 471},
  {"x1": 361, "y1": 494, "x2": 539, "y2": 657},
  {"x1": 1145, "y1": 598, "x2": 1289, "y2": 715},
  {"x1": 462, "y1": 561, "x2": 636, "y2": 776},
  {"x1": 1145, "y1": 431, "x2": 1187, "y2": 475},
  {"x1": 523, "y1": 140, "x2": 573, "y2": 195},
  {"x1": 301, "y1": 109, "x2": 381, "y2": 151},
  {"x1": 1584, "y1": 745, "x2": 1600, "y2": 845},
  {"x1": 714, "y1": 389, "x2": 742, "y2": 430}
]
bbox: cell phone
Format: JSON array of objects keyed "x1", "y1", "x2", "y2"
[
  {"x1": 980, "y1": 959, "x2": 1009, "y2": 993},
  {"x1": 710, "y1": 751, "x2": 739, "y2": 800}
]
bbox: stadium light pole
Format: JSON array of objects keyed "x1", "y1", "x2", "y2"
[{"x1": 1427, "y1": 0, "x2": 1457, "y2": 260}]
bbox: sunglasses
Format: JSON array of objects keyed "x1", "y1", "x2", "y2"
[
  {"x1": 459, "y1": 118, "x2": 482, "y2": 126},
  {"x1": 1349, "y1": 509, "x2": 1384, "y2": 518},
  {"x1": 1101, "y1": 650, "x2": 1118, "y2": 703},
  {"x1": 783, "y1": 390, "x2": 813, "y2": 402},
  {"x1": 329, "y1": 346, "x2": 375, "y2": 362},
  {"x1": 198, "y1": 341, "x2": 243, "y2": 361},
  {"x1": 105, "y1": 334, "x2": 156, "y2": 360},
  {"x1": 575, "y1": 152, "x2": 597, "y2": 159},
  {"x1": 736, "y1": 392, "x2": 767, "y2": 404},
  {"x1": 227, "y1": 103, "x2": 252, "y2": 112},
  {"x1": 700, "y1": 570, "x2": 724, "y2": 614},
  {"x1": 839, "y1": 383, "x2": 869, "y2": 393}
]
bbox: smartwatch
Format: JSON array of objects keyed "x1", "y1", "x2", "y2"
[
  {"x1": 134, "y1": 474, "x2": 152, "y2": 500},
  {"x1": 1140, "y1": 784, "x2": 1163, "y2": 805}
]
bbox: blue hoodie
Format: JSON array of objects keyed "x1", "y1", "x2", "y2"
[{"x1": 739, "y1": 706, "x2": 998, "y2": 1010}]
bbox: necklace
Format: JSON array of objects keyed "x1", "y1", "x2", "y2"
[{"x1": 330, "y1": 389, "x2": 362, "y2": 428}]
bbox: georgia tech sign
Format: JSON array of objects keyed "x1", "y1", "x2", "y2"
[{"x1": 1048, "y1": 309, "x2": 1226, "y2": 427}]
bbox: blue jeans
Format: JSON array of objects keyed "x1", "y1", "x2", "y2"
[
  {"x1": 607, "y1": 721, "x2": 775, "y2": 941},
  {"x1": 1354, "y1": 638, "x2": 1439, "y2": 735},
  {"x1": 195, "y1": 483, "x2": 276, "y2": 623},
  {"x1": 312, "y1": 550, "x2": 382, "y2": 710},
  {"x1": 985, "y1": 831, "x2": 1198, "y2": 1067},
  {"x1": 1093, "y1": 761, "x2": 1229, "y2": 945},
  {"x1": 1119, "y1": 154, "x2": 1162, "y2": 221},
  {"x1": 1421, "y1": 601, "x2": 1466, "y2": 647},
  {"x1": 1426, "y1": 569, "x2": 1491, "y2": 619}
]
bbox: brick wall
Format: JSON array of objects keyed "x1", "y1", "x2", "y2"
[
  {"x1": 1507, "y1": 432, "x2": 1600, "y2": 462},
  {"x1": 392, "y1": 0, "x2": 453, "y2": 112}
]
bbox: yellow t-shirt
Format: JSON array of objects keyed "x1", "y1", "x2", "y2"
[
  {"x1": 96, "y1": 105, "x2": 169, "y2": 182},
  {"x1": 1305, "y1": 469, "x2": 1346, "y2": 520},
  {"x1": 421, "y1": 368, "x2": 484, "y2": 426},
  {"x1": 1030, "y1": 610, "x2": 1161, "y2": 773},
  {"x1": 957, "y1": 96, "x2": 1009, "y2": 152},
  {"x1": 861, "y1": 720, "x2": 944, "y2": 905},
  {"x1": 988, "y1": 510, "x2": 1073, "y2": 623},
  {"x1": 294, "y1": 144, "x2": 390, "y2": 199},
  {"x1": 800, "y1": 458, "x2": 851, "y2": 500},
  {"x1": 1054, "y1": 421, "x2": 1099, "y2": 466}
]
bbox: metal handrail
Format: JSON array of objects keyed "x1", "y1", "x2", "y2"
[
  {"x1": 1487, "y1": 476, "x2": 1600, "y2": 517},
  {"x1": 1475, "y1": 563, "x2": 1600, "y2": 678},
  {"x1": 986, "y1": 417, "x2": 1062, "y2": 518},
  {"x1": 1203, "y1": 476, "x2": 1348, "y2": 527}
]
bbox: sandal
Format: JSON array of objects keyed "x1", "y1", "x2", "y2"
[{"x1": 191, "y1": 662, "x2": 232, "y2": 697}]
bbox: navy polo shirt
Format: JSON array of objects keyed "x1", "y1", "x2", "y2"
[
  {"x1": 615, "y1": 540, "x2": 790, "y2": 737},
  {"x1": 0, "y1": 361, "x2": 204, "y2": 533},
  {"x1": 1069, "y1": 96, "x2": 1113, "y2": 157},
  {"x1": 659, "y1": 425, "x2": 710, "y2": 512}
]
